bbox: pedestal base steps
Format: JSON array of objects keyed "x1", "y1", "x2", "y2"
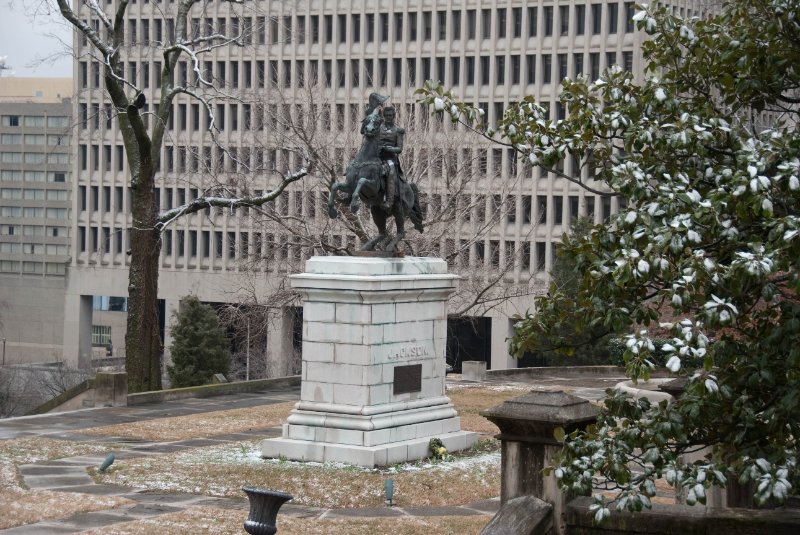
[
  {"x1": 261, "y1": 256, "x2": 478, "y2": 467},
  {"x1": 262, "y1": 430, "x2": 478, "y2": 467}
]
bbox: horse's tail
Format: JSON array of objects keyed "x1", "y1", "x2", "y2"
[{"x1": 409, "y1": 182, "x2": 424, "y2": 233}]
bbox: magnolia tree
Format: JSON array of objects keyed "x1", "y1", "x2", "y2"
[
  {"x1": 421, "y1": 0, "x2": 799, "y2": 517},
  {"x1": 52, "y1": 0, "x2": 310, "y2": 391}
]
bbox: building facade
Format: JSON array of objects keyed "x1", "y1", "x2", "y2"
[
  {"x1": 64, "y1": 1, "x2": 709, "y2": 373},
  {"x1": 0, "y1": 78, "x2": 72, "y2": 364}
]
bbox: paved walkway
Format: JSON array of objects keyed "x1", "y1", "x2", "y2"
[{"x1": 0, "y1": 373, "x2": 628, "y2": 533}]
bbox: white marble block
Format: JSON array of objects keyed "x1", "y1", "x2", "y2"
[{"x1": 262, "y1": 256, "x2": 478, "y2": 467}]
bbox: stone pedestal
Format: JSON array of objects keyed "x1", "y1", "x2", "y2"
[
  {"x1": 261, "y1": 256, "x2": 477, "y2": 467},
  {"x1": 462, "y1": 360, "x2": 487, "y2": 381},
  {"x1": 94, "y1": 371, "x2": 128, "y2": 407},
  {"x1": 481, "y1": 391, "x2": 599, "y2": 535}
]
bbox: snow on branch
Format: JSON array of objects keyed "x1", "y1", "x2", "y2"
[
  {"x1": 175, "y1": 32, "x2": 243, "y2": 50},
  {"x1": 54, "y1": 0, "x2": 114, "y2": 57},
  {"x1": 155, "y1": 156, "x2": 313, "y2": 231},
  {"x1": 84, "y1": 0, "x2": 112, "y2": 31}
]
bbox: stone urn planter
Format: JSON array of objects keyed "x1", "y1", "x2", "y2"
[{"x1": 242, "y1": 486, "x2": 293, "y2": 535}]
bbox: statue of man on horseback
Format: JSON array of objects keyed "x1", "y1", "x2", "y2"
[{"x1": 327, "y1": 93, "x2": 424, "y2": 252}]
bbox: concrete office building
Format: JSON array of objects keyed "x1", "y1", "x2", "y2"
[
  {"x1": 0, "y1": 77, "x2": 72, "y2": 364},
  {"x1": 63, "y1": 1, "x2": 709, "y2": 373}
]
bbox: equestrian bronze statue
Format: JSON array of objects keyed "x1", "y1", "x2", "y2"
[{"x1": 327, "y1": 93, "x2": 424, "y2": 252}]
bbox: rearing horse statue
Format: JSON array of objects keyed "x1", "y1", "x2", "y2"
[{"x1": 327, "y1": 95, "x2": 424, "y2": 252}]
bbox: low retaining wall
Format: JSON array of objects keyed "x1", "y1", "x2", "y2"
[
  {"x1": 26, "y1": 378, "x2": 94, "y2": 415},
  {"x1": 126, "y1": 375, "x2": 301, "y2": 405},
  {"x1": 567, "y1": 496, "x2": 800, "y2": 534},
  {"x1": 487, "y1": 365, "x2": 634, "y2": 379}
]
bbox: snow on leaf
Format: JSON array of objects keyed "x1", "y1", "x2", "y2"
[
  {"x1": 705, "y1": 378, "x2": 719, "y2": 393},
  {"x1": 686, "y1": 189, "x2": 701, "y2": 203}
]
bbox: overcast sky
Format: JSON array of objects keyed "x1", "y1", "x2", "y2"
[{"x1": 0, "y1": 0, "x2": 73, "y2": 77}]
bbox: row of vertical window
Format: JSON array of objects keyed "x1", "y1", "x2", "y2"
[
  {"x1": 77, "y1": 139, "x2": 588, "y2": 185},
  {"x1": 0, "y1": 207, "x2": 69, "y2": 219},
  {"x1": 151, "y1": 230, "x2": 560, "y2": 276},
  {"x1": 77, "y1": 226, "x2": 124, "y2": 255},
  {"x1": 73, "y1": 193, "x2": 612, "y2": 267},
  {"x1": 0, "y1": 243, "x2": 69, "y2": 255},
  {"x1": 86, "y1": 3, "x2": 636, "y2": 50},
  {"x1": 78, "y1": 144, "x2": 125, "y2": 172},
  {"x1": 0, "y1": 225, "x2": 68, "y2": 237},
  {"x1": 0, "y1": 115, "x2": 69, "y2": 128},
  {"x1": 80, "y1": 49, "x2": 633, "y2": 92},
  {"x1": 0, "y1": 170, "x2": 67, "y2": 182},
  {"x1": 0, "y1": 188, "x2": 68, "y2": 201},
  {"x1": 426, "y1": 193, "x2": 614, "y2": 228},
  {"x1": 77, "y1": 52, "x2": 629, "y2": 143},
  {"x1": 0, "y1": 260, "x2": 65, "y2": 275},
  {"x1": 453, "y1": 240, "x2": 547, "y2": 272},
  {"x1": 78, "y1": 185, "x2": 128, "y2": 213},
  {"x1": 0, "y1": 134, "x2": 68, "y2": 146},
  {"x1": 0, "y1": 152, "x2": 69, "y2": 164},
  {"x1": 73, "y1": 220, "x2": 557, "y2": 276}
]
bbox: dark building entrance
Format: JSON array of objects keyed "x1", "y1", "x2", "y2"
[
  {"x1": 516, "y1": 351, "x2": 548, "y2": 368},
  {"x1": 446, "y1": 316, "x2": 491, "y2": 373}
]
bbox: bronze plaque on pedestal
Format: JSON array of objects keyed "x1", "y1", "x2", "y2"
[{"x1": 393, "y1": 364, "x2": 422, "y2": 395}]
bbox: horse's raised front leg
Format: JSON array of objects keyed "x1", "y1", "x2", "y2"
[
  {"x1": 328, "y1": 182, "x2": 348, "y2": 219},
  {"x1": 361, "y1": 205, "x2": 389, "y2": 251},
  {"x1": 350, "y1": 177, "x2": 369, "y2": 214}
]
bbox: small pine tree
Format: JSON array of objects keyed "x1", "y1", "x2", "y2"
[
  {"x1": 167, "y1": 296, "x2": 231, "y2": 387},
  {"x1": 521, "y1": 217, "x2": 612, "y2": 366}
]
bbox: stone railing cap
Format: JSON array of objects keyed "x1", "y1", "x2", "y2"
[{"x1": 481, "y1": 390, "x2": 599, "y2": 425}]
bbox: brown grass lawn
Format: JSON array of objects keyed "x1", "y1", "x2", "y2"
[
  {"x1": 0, "y1": 436, "x2": 123, "y2": 465},
  {"x1": 448, "y1": 384, "x2": 530, "y2": 435},
  {"x1": 79, "y1": 385, "x2": 530, "y2": 442},
  {"x1": 0, "y1": 385, "x2": 529, "y2": 531},
  {"x1": 88, "y1": 386, "x2": 532, "y2": 509},
  {"x1": 0, "y1": 438, "x2": 133, "y2": 529},
  {"x1": 94, "y1": 439, "x2": 500, "y2": 509},
  {"x1": 0, "y1": 457, "x2": 131, "y2": 530},
  {"x1": 78, "y1": 505, "x2": 490, "y2": 535},
  {"x1": 81, "y1": 401, "x2": 298, "y2": 441}
]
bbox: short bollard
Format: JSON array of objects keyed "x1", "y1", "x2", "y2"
[{"x1": 242, "y1": 486, "x2": 293, "y2": 535}]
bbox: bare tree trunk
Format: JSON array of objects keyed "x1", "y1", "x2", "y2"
[{"x1": 125, "y1": 168, "x2": 162, "y2": 392}]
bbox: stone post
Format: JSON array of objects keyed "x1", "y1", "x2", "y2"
[
  {"x1": 462, "y1": 361, "x2": 487, "y2": 381},
  {"x1": 266, "y1": 307, "x2": 295, "y2": 377},
  {"x1": 94, "y1": 371, "x2": 128, "y2": 407},
  {"x1": 62, "y1": 294, "x2": 93, "y2": 369},
  {"x1": 481, "y1": 391, "x2": 599, "y2": 535}
]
